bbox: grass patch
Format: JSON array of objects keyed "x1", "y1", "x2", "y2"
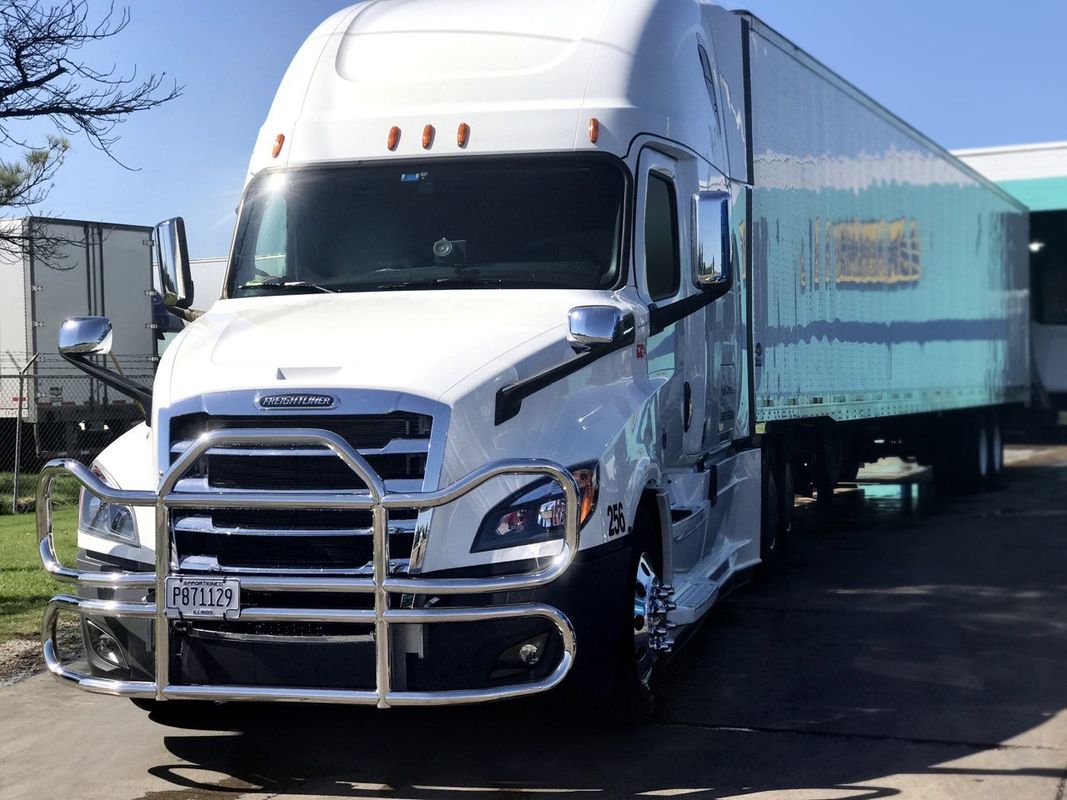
[
  {"x1": 0, "y1": 471, "x2": 81, "y2": 515},
  {"x1": 0, "y1": 507, "x2": 78, "y2": 642}
]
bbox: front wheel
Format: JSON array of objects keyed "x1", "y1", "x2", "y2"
[{"x1": 608, "y1": 512, "x2": 670, "y2": 723}]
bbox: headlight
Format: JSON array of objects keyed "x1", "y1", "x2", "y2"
[
  {"x1": 78, "y1": 465, "x2": 138, "y2": 545},
  {"x1": 471, "y1": 462, "x2": 598, "y2": 553}
]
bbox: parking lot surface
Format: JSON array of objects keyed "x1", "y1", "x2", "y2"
[{"x1": 2, "y1": 446, "x2": 1066, "y2": 800}]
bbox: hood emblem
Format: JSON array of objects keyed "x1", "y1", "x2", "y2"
[{"x1": 256, "y1": 393, "x2": 337, "y2": 410}]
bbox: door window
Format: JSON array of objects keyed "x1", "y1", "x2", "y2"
[{"x1": 645, "y1": 172, "x2": 681, "y2": 300}]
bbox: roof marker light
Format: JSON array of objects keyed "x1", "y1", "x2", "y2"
[
  {"x1": 271, "y1": 133, "x2": 285, "y2": 158},
  {"x1": 457, "y1": 122, "x2": 470, "y2": 148},
  {"x1": 387, "y1": 126, "x2": 401, "y2": 151},
  {"x1": 588, "y1": 118, "x2": 600, "y2": 144},
  {"x1": 422, "y1": 124, "x2": 435, "y2": 149}
]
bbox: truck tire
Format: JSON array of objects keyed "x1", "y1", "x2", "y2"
[
  {"x1": 988, "y1": 419, "x2": 1004, "y2": 481},
  {"x1": 935, "y1": 415, "x2": 990, "y2": 493},
  {"x1": 608, "y1": 507, "x2": 667, "y2": 723}
]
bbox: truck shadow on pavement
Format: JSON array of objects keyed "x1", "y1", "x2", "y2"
[{"x1": 143, "y1": 457, "x2": 1067, "y2": 799}]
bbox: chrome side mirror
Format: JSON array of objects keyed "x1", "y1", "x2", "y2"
[
  {"x1": 58, "y1": 316, "x2": 113, "y2": 355},
  {"x1": 693, "y1": 191, "x2": 731, "y2": 289},
  {"x1": 154, "y1": 217, "x2": 194, "y2": 309},
  {"x1": 567, "y1": 305, "x2": 634, "y2": 352}
]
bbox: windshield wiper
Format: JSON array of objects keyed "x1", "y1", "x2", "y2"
[
  {"x1": 370, "y1": 275, "x2": 506, "y2": 291},
  {"x1": 238, "y1": 278, "x2": 336, "y2": 294}
]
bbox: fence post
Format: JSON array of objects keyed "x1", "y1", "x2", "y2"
[{"x1": 12, "y1": 354, "x2": 39, "y2": 514}]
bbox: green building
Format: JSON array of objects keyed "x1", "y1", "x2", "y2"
[{"x1": 957, "y1": 142, "x2": 1067, "y2": 407}]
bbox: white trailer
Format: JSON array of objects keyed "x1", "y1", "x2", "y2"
[
  {"x1": 0, "y1": 217, "x2": 156, "y2": 460},
  {"x1": 36, "y1": 0, "x2": 1027, "y2": 716},
  {"x1": 956, "y1": 141, "x2": 1067, "y2": 429}
]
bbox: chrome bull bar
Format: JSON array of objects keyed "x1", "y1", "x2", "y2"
[{"x1": 36, "y1": 428, "x2": 579, "y2": 707}]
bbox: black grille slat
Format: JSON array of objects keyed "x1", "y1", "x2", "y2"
[
  {"x1": 207, "y1": 453, "x2": 427, "y2": 490},
  {"x1": 174, "y1": 530, "x2": 415, "y2": 570},
  {"x1": 168, "y1": 409, "x2": 432, "y2": 574},
  {"x1": 171, "y1": 412, "x2": 430, "y2": 451}
]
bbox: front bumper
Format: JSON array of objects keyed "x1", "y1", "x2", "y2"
[{"x1": 36, "y1": 427, "x2": 581, "y2": 707}]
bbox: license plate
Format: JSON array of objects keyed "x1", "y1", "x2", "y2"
[{"x1": 164, "y1": 576, "x2": 240, "y2": 619}]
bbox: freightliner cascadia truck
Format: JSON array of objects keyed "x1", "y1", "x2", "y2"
[{"x1": 36, "y1": 0, "x2": 1028, "y2": 718}]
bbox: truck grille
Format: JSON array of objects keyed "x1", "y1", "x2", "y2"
[{"x1": 168, "y1": 411, "x2": 432, "y2": 574}]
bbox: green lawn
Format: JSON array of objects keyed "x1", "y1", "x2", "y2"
[
  {"x1": 0, "y1": 507, "x2": 78, "y2": 642},
  {"x1": 0, "y1": 471, "x2": 81, "y2": 515}
]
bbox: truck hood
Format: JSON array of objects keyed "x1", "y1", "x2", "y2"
[{"x1": 159, "y1": 290, "x2": 594, "y2": 406}]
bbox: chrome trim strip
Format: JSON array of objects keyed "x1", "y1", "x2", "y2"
[
  {"x1": 36, "y1": 428, "x2": 579, "y2": 707},
  {"x1": 170, "y1": 439, "x2": 431, "y2": 457},
  {"x1": 188, "y1": 627, "x2": 375, "y2": 645},
  {"x1": 173, "y1": 514, "x2": 417, "y2": 538}
]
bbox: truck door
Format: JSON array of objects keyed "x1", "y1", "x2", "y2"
[{"x1": 636, "y1": 149, "x2": 706, "y2": 460}]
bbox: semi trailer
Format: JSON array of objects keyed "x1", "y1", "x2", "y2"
[
  {"x1": 955, "y1": 141, "x2": 1067, "y2": 432},
  {"x1": 0, "y1": 217, "x2": 157, "y2": 465},
  {"x1": 37, "y1": 0, "x2": 1028, "y2": 716}
]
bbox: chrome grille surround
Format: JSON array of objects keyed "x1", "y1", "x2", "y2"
[{"x1": 35, "y1": 426, "x2": 579, "y2": 707}]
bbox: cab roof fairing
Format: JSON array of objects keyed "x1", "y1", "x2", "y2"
[{"x1": 245, "y1": 0, "x2": 722, "y2": 182}]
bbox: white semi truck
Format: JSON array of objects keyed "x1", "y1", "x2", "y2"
[{"x1": 37, "y1": 0, "x2": 1028, "y2": 716}]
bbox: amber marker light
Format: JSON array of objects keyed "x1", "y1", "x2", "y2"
[
  {"x1": 271, "y1": 133, "x2": 285, "y2": 158},
  {"x1": 588, "y1": 117, "x2": 600, "y2": 144},
  {"x1": 422, "y1": 124, "x2": 435, "y2": 149},
  {"x1": 387, "y1": 126, "x2": 401, "y2": 151},
  {"x1": 457, "y1": 122, "x2": 470, "y2": 148}
]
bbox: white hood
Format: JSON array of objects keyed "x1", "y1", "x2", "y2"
[{"x1": 157, "y1": 290, "x2": 603, "y2": 407}]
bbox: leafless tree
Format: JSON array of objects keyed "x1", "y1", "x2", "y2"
[{"x1": 0, "y1": 0, "x2": 181, "y2": 260}]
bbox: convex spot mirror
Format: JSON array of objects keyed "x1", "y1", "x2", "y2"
[
  {"x1": 693, "y1": 191, "x2": 732, "y2": 292},
  {"x1": 154, "y1": 217, "x2": 194, "y2": 309},
  {"x1": 567, "y1": 305, "x2": 635, "y2": 352},
  {"x1": 58, "y1": 316, "x2": 113, "y2": 355}
]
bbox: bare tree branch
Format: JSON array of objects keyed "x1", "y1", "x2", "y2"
[{"x1": 0, "y1": 0, "x2": 182, "y2": 255}]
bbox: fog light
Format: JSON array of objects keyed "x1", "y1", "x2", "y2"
[
  {"x1": 85, "y1": 619, "x2": 129, "y2": 670},
  {"x1": 491, "y1": 632, "x2": 550, "y2": 679},
  {"x1": 519, "y1": 642, "x2": 541, "y2": 666}
]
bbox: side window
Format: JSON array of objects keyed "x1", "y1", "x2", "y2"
[
  {"x1": 645, "y1": 172, "x2": 681, "y2": 301},
  {"x1": 698, "y1": 44, "x2": 719, "y2": 116}
]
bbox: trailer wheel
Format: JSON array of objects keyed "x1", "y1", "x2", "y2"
[
  {"x1": 988, "y1": 419, "x2": 1004, "y2": 481},
  {"x1": 936, "y1": 416, "x2": 990, "y2": 493}
]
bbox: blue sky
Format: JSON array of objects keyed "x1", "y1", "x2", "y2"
[{"x1": 14, "y1": 0, "x2": 1067, "y2": 258}]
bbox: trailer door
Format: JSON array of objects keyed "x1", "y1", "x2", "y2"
[{"x1": 96, "y1": 224, "x2": 155, "y2": 366}]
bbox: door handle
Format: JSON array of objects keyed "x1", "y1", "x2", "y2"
[{"x1": 683, "y1": 381, "x2": 692, "y2": 431}]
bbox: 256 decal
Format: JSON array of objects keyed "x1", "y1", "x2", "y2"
[{"x1": 606, "y1": 502, "x2": 627, "y2": 537}]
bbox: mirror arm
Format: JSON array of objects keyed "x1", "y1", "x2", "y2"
[
  {"x1": 166, "y1": 305, "x2": 205, "y2": 323},
  {"x1": 60, "y1": 353, "x2": 152, "y2": 423},
  {"x1": 648, "y1": 280, "x2": 733, "y2": 336}
]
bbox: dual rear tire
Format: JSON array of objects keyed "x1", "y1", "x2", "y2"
[{"x1": 933, "y1": 414, "x2": 1003, "y2": 493}]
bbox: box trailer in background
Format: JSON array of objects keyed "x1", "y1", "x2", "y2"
[
  {"x1": 39, "y1": 1, "x2": 1029, "y2": 711},
  {"x1": 956, "y1": 141, "x2": 1067, "y2": 429},
  {"x1": 0, "y1": 217, "x2": 157, "y2": 463},
  {"x1": 189, "y1": 257, "x2": 228, "y2": 308}
]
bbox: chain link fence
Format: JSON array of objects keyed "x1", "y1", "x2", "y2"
[{"x1": 1, "y1": 353, "x2": 156, "y2": 514}]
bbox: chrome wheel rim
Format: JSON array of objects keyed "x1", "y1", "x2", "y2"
[{"x1": 633, "y1": 553, "x2": 660, "y2": 685}]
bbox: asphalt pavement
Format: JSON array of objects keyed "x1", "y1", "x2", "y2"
[{"x1": 2, "y1": 446, "x2": 1066, "y2": 800}]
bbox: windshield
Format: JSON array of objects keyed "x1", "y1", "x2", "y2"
[{"x1": 228, "y1": 156, "x2": 626, "y2": 296}]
